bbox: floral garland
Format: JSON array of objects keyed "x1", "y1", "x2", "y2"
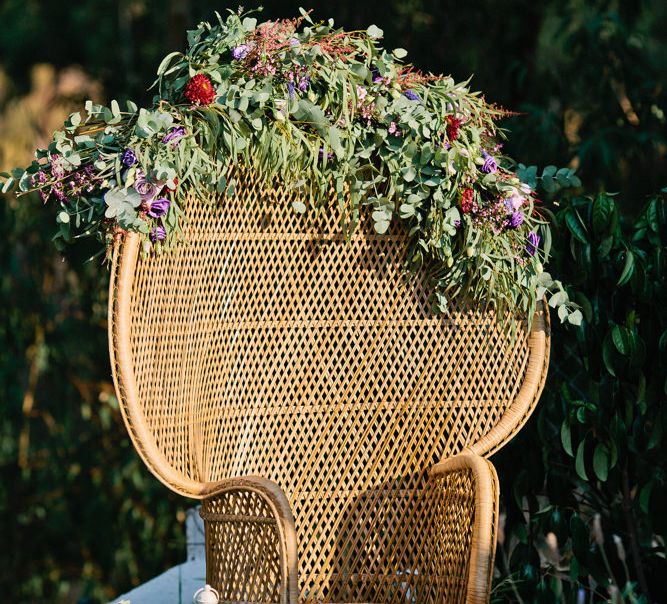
[{"x1": 1, "y1": 8, "x2": 580, "y2": 326}]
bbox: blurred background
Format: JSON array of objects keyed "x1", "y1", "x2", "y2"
[{"x1": 0, "y1": 0, "x2": 665, "y2": 602}]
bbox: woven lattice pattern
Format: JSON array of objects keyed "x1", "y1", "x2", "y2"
[{"x1": 109, "y1": 167, "x2": 549, "y2": 603}]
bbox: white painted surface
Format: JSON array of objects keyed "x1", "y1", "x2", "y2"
[{"x1": 110, "y1": 507, "x2": 207, "y2": 604}]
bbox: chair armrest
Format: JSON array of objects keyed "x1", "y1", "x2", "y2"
[
  {"x1": 200, "y1": 476, "x2": 298, "y2": 604},
  {"x1": 430, "y1": 451, "x2": 499, "y2": 604}
]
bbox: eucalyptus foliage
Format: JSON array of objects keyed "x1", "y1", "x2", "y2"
[{"x1": 1, "y1": 8, "x2": 581, "y2": 325}]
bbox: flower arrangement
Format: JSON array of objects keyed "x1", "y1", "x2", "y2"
[{"x1": 0, "y1": 7, "x2": 580, "y2": 326}]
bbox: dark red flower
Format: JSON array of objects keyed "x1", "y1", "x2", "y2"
[
  {"x1": 184, "y1": 74, "x2": 216, "y2": 106},
  {"x1": 446, "y1": 116, "x2": 462, "y2": 142},
  {"x1": 460, "y1": 187, "x2": 474, "y2": 214}
]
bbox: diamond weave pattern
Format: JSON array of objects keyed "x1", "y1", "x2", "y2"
[{"x1": 114, "y1": 168, "x2": 534, "y2": 603}]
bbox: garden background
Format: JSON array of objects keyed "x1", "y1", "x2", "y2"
[{"x1": 0, "y1": 0, "x2": 665, "y2": 602}]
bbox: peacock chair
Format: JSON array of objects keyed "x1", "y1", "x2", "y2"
[{"x1": 109, "y1": 165, "x2": 550, "y2": 604}]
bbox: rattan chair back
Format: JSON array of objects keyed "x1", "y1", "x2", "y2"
[{"x1": 109, "y1": 167, "x2": 549, "y2": 602}]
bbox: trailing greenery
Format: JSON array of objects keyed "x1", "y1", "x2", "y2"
[{"x1": 1, "y1": 8, "x2": 580, "y2": 325}]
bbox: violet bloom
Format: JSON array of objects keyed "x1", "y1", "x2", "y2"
[
  {"x1": 403, "y1": 90, "x2": 421, "y2": 102},
  {"x1": 150, "y1": 226, "x2": 167, "y2": 243},
  {"x1": 50, "y1": 154, "x2": 66, "y2": 179},
  {"x1": 289, "y1": 38, "x2": 300, "y2": 47},
  {"x1": 318, "y1": 147, "x2": 334, "y2": 162},
  {"x1": 162, "y1": 126, "x2": 186, "y2": 145},
  {"x1": 480, "y1": 150, "x2": 497, "y2": 174},
  {"x1": 231, "y1": 44, "x2": 250, "y2": 60},
  {"x1": 371, "y1": 66, "x2": 382, "y2": 83},
  {"x1": 454, "y1": 219, "x2": 462, "y2": 229},
  {"x1": 287, "y1": 81, "x2": 295, "y2": 99},
  {"x1": 147, "y1": 197, "x2": 171, "y2": 218},
  {"x1": 134, "y1": 170, "x2": 161, "y2": 201},
  {"x1": 31, "y1": 171, "x2": 47, "y2": 186},
  {"x1": 121, "y1": 148, "x2": 138, "y2": 167},
  {"x1": 52, "y1": 182, "x2": 67, "y2": 202},
  {"x1": 508, "y1": 212, "x2": 524, "y2": 229},
  {"x1": 298, "y1": 75, "x2": 310, "y2": 92},
  {"x1": 526, "y1": 231, "x2": 540, "y2": 256}
]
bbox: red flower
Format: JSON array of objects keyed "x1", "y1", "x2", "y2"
[
  {"x1": 184, "y1": 74, "x2": 216, "y2": 106},
  {"x1": 446, "y1": 116, "x2": 462, "y2": 142},
  {"x1": 460, "y1": 187, "x2": 474, "y2": 214}
]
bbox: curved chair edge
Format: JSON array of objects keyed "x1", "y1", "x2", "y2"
[
  {"x1": 469, "y1": 302, "x2": 551, "y2": 457},
  {"x1": 110, "y1": 231, "x2": 212, "y2": 497},
  {"x1": 430, "y1": 451, "x2": 500, "y2": 604}
]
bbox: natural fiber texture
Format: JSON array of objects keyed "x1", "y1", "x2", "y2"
[{"x1": 109, "y1": 166, "x2": 550, "y2": 603}]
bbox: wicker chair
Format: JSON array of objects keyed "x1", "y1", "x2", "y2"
[{"x1": 109, "y1": 167, "x2": 550, "y2": 604}]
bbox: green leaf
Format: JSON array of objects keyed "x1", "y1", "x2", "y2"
[
  {"x1": 602, "y1": 334, "x2": 617, "y2": 377},
  {"x1": 564, "y1": 209, "x2": 588, "y2": 244},
  {"x1": 392, "y1": 48, "x2": 408, "y2": 59},
  {"x1": 592, "y1": 194, "x2": 613, "y2": 236},
  {"x1": 617, "y1": 250, "x2": 634, "y2": 285},
  {"x1": 575, "y1": 440, "x2": 587, "y2": 480},
  {"x1": 374, "y1": 219, "x2": 390, "y2": 234},
  {"x1": 639, "y1": 482, "x2": 653, "y2": 514},
  {"x1": 561, "y1": 421, "x2": 573, "y2": 457},
  {"x1": 156, "y1": 51, "x2": 181, "y2": 76},
  {"x1": 611, "y1": 325, "x2": 631, "y2": 355},
  {"x1": 292, "y1": 201, "x2": 307, "y2": 214},
  {"x1": 593, "y1": 444, "x2": 609, "y2": 481},
  {"x1": 401, "y1": 166, "x2": 416, "y2": 182},
  {"x1": 242, "y1": 17, "x2": 257, "y2": 31},
  {"x1": 366, "y1": 24, "x2": 384, "y2": 38}
]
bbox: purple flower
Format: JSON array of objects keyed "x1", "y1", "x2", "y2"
[
  {"x1": 298, "y1": 75, "x2": 310, "y2": 92},
  {"x1": 162, "y1": 126, "x2": 186, "y2": 145},
  {"x1": 231, "y1": 44, "x2": 250, "y2": 60},
  {"x1": 480, "y1": 150, "x2": 497, "y2": 174},
  {"x1": 31, "y1": 171, "x2": 47, "y2": 186},
  {"x1": 50, "y1": 154, "x2": 66, "y2": 179},
  {"x1": 289, "y1": 38, "x2": 300, "y2": 47},
  {"x1": 526, "y1": 231, "x2": 540, "y2": 256},
  {"x1": 403, "y1": 90, "x2": 421, "y2": 102},
  {"x1": 508, "y1": 211, "x2": 524, "y2": 229},
  {"x1": 318, "y1": 147, "x2": 334, "y2": 162},
  {"x1": 454, "y1": 219, "x2": 462, "y2": 228},
  {"x1": 287, "y1": 81, "x2": 295, "y2": 99},
  {"x1": 150, "y1": 226, "x2": 167, "y2": 243},
  {"x1": 52, "y1": 182, "x2": 67, "y2": 202},
  {"x1": 371, "y1": 66, "x2": 382, "y2": 83},
  {"x1": 147, "y1": 197, "x2": 171, "y2": 218},
  {"x1": 134, "y1": 170, "x2": 161, "y2": 201},
  {"x1": 121, "y1": 148, "x2": 138, "y2": 167}
]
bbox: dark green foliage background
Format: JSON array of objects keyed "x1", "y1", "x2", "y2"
[{"x1": 0, "y1": 0, "x2": 665, "y2": 602}]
